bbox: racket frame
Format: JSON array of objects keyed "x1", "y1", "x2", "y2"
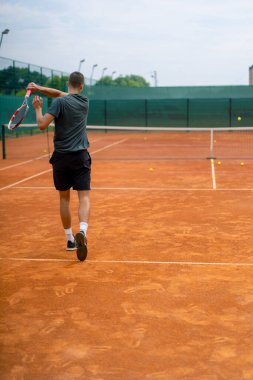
[{"x1": 7, "y1": 89, "x2": 32, "y2": 130}]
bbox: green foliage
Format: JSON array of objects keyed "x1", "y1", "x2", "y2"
[
  {"x1": 115, "y1": 75, "x2": 150, "y2": 87},
  {"x1": 0, "y1": 66, "x2": 48, "y2": 95},
  {"x1": 0, "y1": 66, "x2": 69, "y2": 95},
  {"x1": 95, "y1": 76, "x2": 115, "y2": 86},
  {"x1": 45, "y1": 75, "x2": 69, "y2": 92},
  {"x1": 95, "y1": 74, "x2": 150, "y2": 87},
  {"x1": 15, "y1": 89, "x2": 26, "y2": 96}
]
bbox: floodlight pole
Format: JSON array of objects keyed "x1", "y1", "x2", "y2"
[
  {"x1": 0, "y1": 29, "x2": 10, "y2": 49},
  {"x1": 151, "y1": 70, "x2": 158, "y2": 87},
  {"x1": 249, "y1": 65, "x2": 253, "y2": 85},
  {"x1": 111, "y1": 71, "x2": 116, "y2": 79},
  {"x1": 90, "y1": 64, "x2": 98, "y2": 86},
  {"x1": 101, "y1": 67, "x2": 107, "y2": 79},
  {"x1": 78, "y1": 59, "x2": 85, "y2": 72}
]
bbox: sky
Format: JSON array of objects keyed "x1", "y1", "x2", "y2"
[{"x1": 0, "y1": 0, "x2": 253, "y2": 86}]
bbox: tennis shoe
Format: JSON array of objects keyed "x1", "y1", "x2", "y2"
[
  {"x1": 75, "y1": 231, "x2": 88, "y2": 261},
  {"x1": 66, "y1": 240, "x2": 76, "y2": 251}
]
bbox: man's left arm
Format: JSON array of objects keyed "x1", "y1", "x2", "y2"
[{"x1": 33, "y1": 96, "x2": 54, "y2": 130}]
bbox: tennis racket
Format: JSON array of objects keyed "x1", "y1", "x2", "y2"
[{"x1": 7, "y1": 89, "x2": 32, "y2": 130}]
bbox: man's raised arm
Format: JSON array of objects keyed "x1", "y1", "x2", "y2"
[{"x1": 27, "y1": 82, "x2": 68, "y2": 98}]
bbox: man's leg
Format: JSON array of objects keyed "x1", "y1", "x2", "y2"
[
  {"x1": 59, "y1": 190, "x2": 75, "y2": 250},
  {"x1": 75, "y1": 190, "x2": 90, "y2": 261},
  {"x1": 78, "y1": 190, "x2": 90, "y2": 234},
  {"x1": 59, "y1": 190, "x2": 71, "y2": 228}
]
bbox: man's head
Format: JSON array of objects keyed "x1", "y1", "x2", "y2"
[{"x1": 68, "y1": 71, "x2": 85, "y2": 92}]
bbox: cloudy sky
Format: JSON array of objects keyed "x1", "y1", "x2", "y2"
[{"x1": 0, "y1": 0, "x2": 252, "y2": 86}]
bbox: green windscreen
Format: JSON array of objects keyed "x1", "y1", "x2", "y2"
[
  {"x1": 1, "y1": 93, "x2": 253, "y2": 130},
  {"x1": 87, "y1": 98, "x2": 253, "y2": 128},
  {"x1": 147, "y1": 99, "x2": 188, "y2": 127},
  {"x1": 106, "y1": 100, "x2": 146, "y2": 126},
  {"x1": 188, "y1": 99, "x2": 230, "y2": 128},
  {"x1": 231, "y1": 98, "x2": 253, "y2": 127},
  {"x1": 86, "y1": 100, "x2": 106, "y2": 125}
]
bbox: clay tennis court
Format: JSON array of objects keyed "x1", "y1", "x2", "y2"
[{"x1": 1, "y1": 129, "x2": 253, "y2": 380}]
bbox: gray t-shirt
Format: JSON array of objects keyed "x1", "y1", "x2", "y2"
[{"x1": 47, "y1": 94, "x2": 89, "y2": 152}]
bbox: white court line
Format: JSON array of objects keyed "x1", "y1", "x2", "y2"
[
  {"x1": 0, "y1": 256, "x2": 253, "y2": 267},
  {"x1": 0, "y1": 138, "x2": 128, "y2": 192},
  {"x1": 0, "y1": 137, "x2": 105, "y2": 172},
  {"x1": 89, "y1": 137, "x2": 107, "y2": 144},
  {"x1": 0, "y1": 169, "x2": 52, "y2": 192},
  {"x1": 0, "y1": 154, "x2": 49, "y2": 171},
  {"x1": 13, "y1": 186, "x2": 55, "y2": 189},
  {"x1": 0, "y1": 257, "x2": 74, "y2": 262},
  {"x1": 10, "y1": 186, "x2": 253, "y2": 191},
  {"x1": 90, "y1": 138, "x2": 128, "y2": 155},
  {"x1": 210, "y1": 159, "x2": 217, "y2": 190},
  {"x1": 89, "y1": 259, "x2": 253, "y2": 267}
]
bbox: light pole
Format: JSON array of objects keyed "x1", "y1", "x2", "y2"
[
  {"x1": 78, "y1": 59, "x2": 85, "y2": 72},
  {"x1": 101, "y1": 67, "x2": 107, "y2": 79},
  {"x1": 111, "y1": 71, "x2": 116, "y2": 79},
  {"x1": 249, "y1": 65, "x2": 253, "y2": 85},
  {"x1": 151, "y1": 70, "x2": 158, "y2": 87},
  {"x1": 0, "y1": 29, "x2": 10, "y2": 49},
  {"x1": 90, "y1": 64, "x2": 98, "y2": 86}
]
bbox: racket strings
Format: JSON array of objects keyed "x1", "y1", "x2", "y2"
[{"x1": 9, "y1": 105, "x2": 29, "y2": 130}]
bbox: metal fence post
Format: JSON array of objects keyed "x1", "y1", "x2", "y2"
[
  {"x1": 229, "y1": 98, "x2": 232, "y2": 127},
  {"x1": 145, "y1": 99, "x2": 148, "y2": 127},
  {"x1": 104, "y1": 100, "x2": 107, "y2": 126},
  {"x1": 186, "y1": 98, "x2": 190, "y2": 128},
  {"x1": 2, "y1": 125, "x2": 6, "y2": 159}
]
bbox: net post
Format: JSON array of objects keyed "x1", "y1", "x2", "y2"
[{"x1": 2, "y1": 125, "x2": 6, "y2": 159}]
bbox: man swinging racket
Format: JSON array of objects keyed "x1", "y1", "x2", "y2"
[{"x1": 27, "y1": 72, "x2": 91, "y2": 262}]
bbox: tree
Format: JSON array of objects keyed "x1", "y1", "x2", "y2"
[
  {"x1": 0, "y1": 66, "x2": 48, "y2": 95},
  {"x1": 95, "y1": 74, "x2": 150, "y2": 87},
  {"x1": 95, "y1": 76, "x2": 116, "y2": 86},
  {"x1": 45, "y1": 75, "x2": 69, "y2": 92},
  {"x1": 114, "y1": 75, "x2": 150, "y2": 87},
  {"x1": 0, "y1": 66, "x2": 68, "y2": 95}
]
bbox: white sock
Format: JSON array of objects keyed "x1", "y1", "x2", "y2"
[
  {"x1": 64, "y1": 228, "x2": 75, "y2": 242},
  {"x1": 80, "y1": 222, "x2": 88, "y2": 236}
]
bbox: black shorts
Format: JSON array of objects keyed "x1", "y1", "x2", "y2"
[{"x1": 49, "y1": 150, "x2": 91, "y2": 191}]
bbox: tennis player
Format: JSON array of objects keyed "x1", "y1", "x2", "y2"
[{"x1": 27, "y1": 72, "x2": 90, "y2": 261}]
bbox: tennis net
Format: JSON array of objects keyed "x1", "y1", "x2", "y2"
[
  {"x1": 1, "y1": 124, "x2": 54, "y2": 160},
  {"x1": 1, "y1": 124, "x2": 253, "y2": 160}
]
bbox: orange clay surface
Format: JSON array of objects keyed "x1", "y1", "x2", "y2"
[{"x1": 1, "y1": 131, "x2": 253, "y2": 380}]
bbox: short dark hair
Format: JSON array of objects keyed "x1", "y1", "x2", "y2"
[{"x1": 69, "y1": 71, "x2": 85, "y2": 88}]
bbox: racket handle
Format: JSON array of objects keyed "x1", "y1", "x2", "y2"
[{"x1": 26, "y1": 89, "x2": 32, "y2": 97}]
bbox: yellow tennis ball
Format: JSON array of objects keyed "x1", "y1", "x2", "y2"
[
  {"x1": 218, "y1": 161, "x2": 221, "y2": 165},
  {"x1": 237, "y1": 116, "x2": 241, "y2": 121},
  {"x1": 149, "y1": 167, "x2": 154, "y2": 171},
  {"x1": 240, "y1": 162, "x2": 244, "y2": 166}
]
